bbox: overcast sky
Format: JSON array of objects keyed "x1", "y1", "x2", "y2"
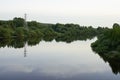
[{"x1": 0, "y1": 0, "x2": 120, "y2": 27}]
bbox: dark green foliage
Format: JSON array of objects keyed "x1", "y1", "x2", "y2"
[
  {"x1": 34, "y1": 30, "x2": 44, "y2": 37},
  {"x1": 28, "y1": 21, "x2": 40, "y2": 28},
  {"x1": 0, "y1": 27, "x2": 12, "y2": 38},
  {"x1": 0, "y1": 17, "x2": 104, "y2": 48},
  {"x1": 0, "y1": 17, "x2": 101, "y2": 40},
  {"x1": 14, "y1": 27, "x2": 25, "y2": 38},
  {"x1": 13, "y1": 17, "x2": 24, "y2": 27},
  {"x1": 28, "y1": 37, "x2": 41, "y2": 46},
  {"x1": 91, "y1": 23, "x2": 120, "y2": 54},
  {"x1": 28, "y1": 30, "x2": 38, "y2": 38},
  {"x1": 52, "y1": 24, "x2": 98, "y2": 43}
]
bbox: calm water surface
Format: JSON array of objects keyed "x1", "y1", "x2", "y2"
[{"x1": 0, "y1": 38, "x2": 120, "y2": 80}]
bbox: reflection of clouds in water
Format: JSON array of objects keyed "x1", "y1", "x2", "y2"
[
  {"x1": 0, "y1": 38, "x2": 110, "y2": 78},
  {"x1": 35, "y1": 63, "x2": 109, "y2": 78},
  {"x1": 0, "y1": 63, "x2": 109, "y2": 78},
  {"x1": 0, "y1": 38, "x2": 118, "y2": 80},
  {"x1": 0, "y1": 64, "x2": 33, "y2": 73}
]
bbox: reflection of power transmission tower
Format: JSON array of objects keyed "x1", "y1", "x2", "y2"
[{"x1": 24, "y1": 43, "x2": 27, "y2": 57}]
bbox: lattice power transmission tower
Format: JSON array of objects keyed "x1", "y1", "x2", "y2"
[{"x1": 24, "y1": 14, "x2": 28, "y2": 31}]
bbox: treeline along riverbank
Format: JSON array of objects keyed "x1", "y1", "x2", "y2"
[{"x1": 0, "y1": 17, "x2": 107, "y2": 41}]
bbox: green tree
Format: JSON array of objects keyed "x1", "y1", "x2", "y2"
[{"x1": 13, "y1": 17, "x2": 24, "y2": 27}]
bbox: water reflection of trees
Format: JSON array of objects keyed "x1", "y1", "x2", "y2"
[
  {"x1": 0, "y1": 37, "x2": 42, "y2": 57},
  {"x1": 0, "y1": 35, "x2": 95, "y2": 58},
  {"x1": 95, "y1": 52, "x2": 120, "y2": 75},
  {"x1": 0, "y1": 35, "x2": 95, "y2": 48},
  {"x1": 0, "y1": 37, "x2": 41, "y2": 48}
]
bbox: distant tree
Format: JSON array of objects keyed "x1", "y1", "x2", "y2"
[{"x1": 13, "y1": 17, "x2": 24, "y2": 27}]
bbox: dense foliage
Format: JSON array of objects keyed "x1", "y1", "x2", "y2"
[
  {"x1": 91, "y1": 23, "x2": 120, "y2": 53},
  {"x1": 0, "y1": 17, "x2": 105, "y2": 41}
]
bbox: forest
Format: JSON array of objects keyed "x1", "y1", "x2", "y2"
[
  {"x1": 91, "y1": 23, "x2": 120, "y2": 54},
  {"x1": 0, "y1": 17, "x2": 107, "y2": 41}
]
